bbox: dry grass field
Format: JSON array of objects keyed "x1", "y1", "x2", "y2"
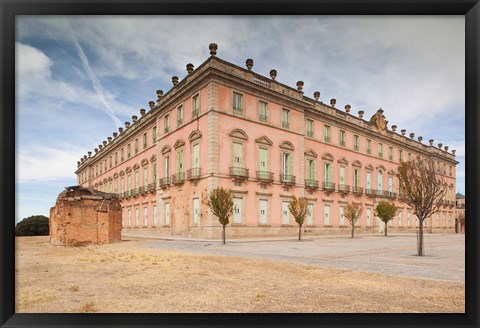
[{"x1": 15, "y1": 236, "x2": 464, "y2": 313}]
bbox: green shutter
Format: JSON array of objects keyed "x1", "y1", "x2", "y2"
[
  {"x1": 288, "y1": 154, "x2": 293, "y2": 176},
  {"x1": 327, "y1": 164, "x2": 333, "y2": 183}
]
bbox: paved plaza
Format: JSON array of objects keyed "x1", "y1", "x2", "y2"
[{"x1": 123, "y1": 231, "x2": 465, "y2": 282}]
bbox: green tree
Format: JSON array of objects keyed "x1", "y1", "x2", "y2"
[
  {"x1": 397, "y1": 157, "x2": 446, "y2": 256},
  {"x1": 344, "y1": 203, "x2": 363, "y2": 238},
  {"x1": 288, "y1": 196, "x2": 308, "y2": 241},
  {"x1": 15, "y1": 215, "x2": 49, "y2": 236},
  {"x1": 374, "y1": 201, "x2": 397, "y2": 236},
  {"x1": 206, "y1": 187, "x2": 234, "y2": 244},
  {"x1": 457, "y1": 213, "x2": 465, "y2": 234}
]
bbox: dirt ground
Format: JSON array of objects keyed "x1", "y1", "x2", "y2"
[{"x1": 15, "y1": 236, "x2": 464, "y2": 313}]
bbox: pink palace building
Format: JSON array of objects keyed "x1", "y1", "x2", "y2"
[{"x1": 76, "y1": 43, "x2": 458, "y2": 239}]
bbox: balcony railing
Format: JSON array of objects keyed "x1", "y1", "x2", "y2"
[
  {"x1": 192, "y1": 109, "x2": 199, "y2": 117},
  {"x1": 280, "y1": 174, "x2": 295, "y2": 185},
  {"x1": 324, "y1": 137, "x2": 331, "y2": 143},
  {"x1": 338, "y1": 184, "x2": 350, "y2": 193},
  {"x1": 282, "y1": 121, "x2": 290, "y2": 129},
  {"x1": 147, "y1": 182, "x2": 156, "y2": 192},
  {"x1": 322, "y1": 182, "x2": 335, "y2": 192},
  {"x1": 164, "y1": 126, "x2": 170, "y2": 133},
  {"x1": 353, "y1": 145, "x2": 359, "y2": 151},
  {"x1": 124, "y1": 190, "x2": 131, "y2": 198},
  {"x1": 171, "y1": 172, "x2": 185, "y2": 184},
  {"x1": 187, "y1": 168, "x2": 201, "y2": 180},
  {"x1": 256, "y1": 171, "x2": 274, "y2": 182},
  {"x1": 177, "y1": 118, "x2": 183, "y2": 126},
  {"x1": 131, "y1": 188, "x2": 139, "y2": 197},
  {"x1": 159, "y1": 177, "x2": 170, "y2": 188},
  {"x1": 340, "y1": 141, "x2": 346, "y2": 147},
  {"x1": 367, "y1": 149, "x2": 372, "y2": 154},
  {"x1": 229, "y1": 167, "x2": 249, "y2": 180},
  {"x1": 119, "y1": 192, "x2": 125, "y2": 198},
  {"x1": 259, "y1": 114, "x2": 268, "y2": 122},
  {"x1": 306, "y1": 131, "x2": 313, "y2": 138},
  {"x1": 365, "y1": 188, "x2": 375, "y2": 196},
  {"x1": 140, "y1": 185, "x2": 148, "y2": 194},
  {"x1": 305, "y1": 179, "x2": 318, "y2": 189},
  {"x1": 233, "y1": 107, "x2": 243, "y2": 115},
  {"x1": 448, "y1": 200, "x2": 455, "y2": 207},
  {"x1": 352, "y1": 186, "x2": 363, "y2": 195},
  {"x1": 375, "y1": 189, "x2": 390, "y2": 198}
]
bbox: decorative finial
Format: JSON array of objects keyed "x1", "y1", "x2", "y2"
[
  {"x1": 172, "y1": 76, "x2": 179, "y2": 86},
  {"x1": 313, "y1": 91, "x2": 320, "y2": 101},
  {"x1": 103, "y1": 141, "x2": 107, "y2": 146},
  {"x1": 113, "y1": 132, "x2": 118, "y2": 138},
  {"x1": 125, "y1": 121, "x2": 130, "y2": 128},
  {"x1": 444, "y1": 146, "x2": 449, "y2": 151},
  {"x1": 345, "y1": 104, "x2": 351, "y2": 113},
  {"x1": 186, "y1": 63, "x2": 194, "y2": 74},
  {"x1": 140, "y1": 108, "x2": 146, "y2": 116},
  {"x1": 409, "y1": 133, "x2": 415, "y2": 139},
  {"x1": 119, "y1": 127, "x2": 124, "y2": 133},
  {"x1": 132, "y1": 115, "x2": 138, "y2": 122},
  {"x1": 401, "y1": 129, "x2": 406, "y2": 136},
  {"x1": 209, "y1": 43, "x2": 218, "y2": 56},
  {"x1": 330, "y1": 98, "x2": 336, "y2": 107},
  {"x1": 94, "y1": 148, "x2": 98, "y2": 153},
  {"x1": 148, "y1": 101, "x2": 155, "y2": 110},
  {"x1": 246, "y1": 58, "x2": 254, "y2": 71},
  {"x1": 270, "y1": 69, "x2": 277, "y2": 80},
  {"x1": 391, "y1": 125, "x2": 397, "y2": 132},
  {"x1": 452, "y1": 149, "x2": 456, "y2": 155},
  {"x1": 429, "y1": 139, "x2": 434, "y2": 146},
  {"x1": 107, "y1": 137, "x2": 112, "y2": 142},
  {"x1": 296, "y1": 81, "x2": 304, "y2": 92},
  {"x1": 88, "y1": 151, "x2": 92, "y2": 157},
  {"x1": 417, "y1": 136, "x2": 423, "y2": 143},
  {"x1": 438, "y1": 143, "x2": 443, "y2": 149},
  {"x1": 358, "y1": 110, "x2": 364, "y2": 119}
]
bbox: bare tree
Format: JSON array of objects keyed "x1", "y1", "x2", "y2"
[
  {"x1": 374, "y1": 201, "x2": 397, "y2": 236},
  {"x1": 288, "y1": 196, "x2": 308, "y2": 241},
  {"x1": 205, "y1": 187, "x2": 234, "y2": 244},
  {"x1": 344, "y1": 203, "x2": 363, "y2": 238},
  {"x1": 397, "y1": 157, "x2": 446, "y2": 256}
]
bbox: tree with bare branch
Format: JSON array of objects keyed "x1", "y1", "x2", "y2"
[
  {"x1": 397, "y1": 157, "x2": 446, "y2": 256},
  {"x1": 288, "y1": 196, "x2": 308, "y2": 241},
  {"x1": 457, "y1": 212, "x2": 465, "y2": 234},
  {"x1": 344, "y1": 203, "x2": 363, "y2": 238},
  {"x1": 205, "y1": 187, "x2": 234, "y2": 244}
]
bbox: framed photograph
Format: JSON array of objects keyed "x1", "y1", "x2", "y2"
[{"x1": 1, "y1": 1, "x2": 478, "y2": 328}]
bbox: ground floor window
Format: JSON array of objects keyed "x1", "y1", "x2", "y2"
[
  {"x1": 323, "y1": 204, "x2": 330, "y2": 225},
  {"x1": 259, "y1": 199, "x2": 268, "y2": 225},
  {"x1": 282, "y1": 201, "x2": 290, "y2": 225},
  {"x1": 165, "y1": 203, "x2": 170, "y2": 226},
  {"x1": 144, "y1": 206, "x2": 148, "y2": 227}
]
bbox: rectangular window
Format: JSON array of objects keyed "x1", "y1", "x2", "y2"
[
  {"x1": 323, "y1": 205, "x2": 330, "y2": 225},
  {"x1": 378, "y1": 143, "x2": 383, "y2": 158},
  {"x1": 307, "y1": 159, "x2": 316, "y2": 180},
  {"x1": 164, "y1": 156, "x2": 170, "y2": 178},
  {"x1": 135, "y1": 208, "x2": 139, "y2": 226},
  {"x1": 259, "y1": 147, "x2": 268, "y2": 171},
  {"x1": 109, "y1": 156, "x2": 112, "y2": 168},
  {"x1": 282, "y1": 201, "x2": 290, "y2": 225},
  {"x1": 399, "y1": 150, "x2": 403, "y2": 162},
  {"x1": 388, "y1": 176, "x2": 393, "y2": 192},
  {"x1": 366, "y1": 172, "x2": 371, "y2": 193},
  {"x1": 115, "y1": 152, "x2": 118, "y2": 166},
  {"x1": 339, "y1": 166, "x2": 345, "y2": 186},
  {"x1": 121, "y1": 148, "x2": 124, "y2": 161},
  {"x1": 153, "y1": 163, "x2": 157, "y2": 182},
  {"x1": 144, "y1": 206, "x2": 148, "y2": 227},
  {"x1": 128, "y1": 209, "x2": 132, "y2": 226},
  {"x1": 408, "y1": 211, "x2": 411, "y2": 226},
  {"x1": 192, "y1": 143, "x2": 200, "y2": 168},
  {"x1": 323, "y1": 125, "x2": 331, "y2": 142},
  {"x1": 233, "y1": 142, "x2": 243, "y2": 167},
  {"x1": 165, "y1": 203, "x2": 170, "y2": 226},
  {"x1": 306, "y1": 119, "x2": 314, "y2": 137},
  {"x1": 152, "y1": 126, "x2": 157, "y2": 143},
  {"x1": 282, "y1": 152, "x2": 293, "y2": 178},
  {"x1": 366, "y1": 139, "x2": 372, "y2": 154},
  {"x1": 366, "y1": 208, "x2": 372, "y2": 226},
  {"x1": 164, "y1": 115, "x2": 170, "y2": 133},
  {"x1": 192, "y1": 94, "x2": 200, "y2": 117},
  {"x1": 398, "y1": 211, "x2": 402, "y2": 226},
  {"x1": 259, "y1": 101, "x2": 268, "y2": 122},
  {"x1": 177, "y1": 149, "x2": 184, "y2": 173},
  {"x1": 114, "y1": 177, "x2": 118, "y2": 193},
  {"x1": 324, "y1": 163, "x2": 333, "y2": 184},
  {"x1": 339, "y1": 130, "x2": 346, "y2": 147},
  {"x1": 134, "y1": 139, "x2": 138, "y2": 154},
  {"x1": 233, "y1": 92, "x2": 243, "y2": 114},
  {"x1": 353, "y1": 169, "x2": 360, "y2": 188},
  {"x1": 121, "y1": 177, "x2": 125, "y2": 193},
  {"x1": 340, "y1": 206, "x2": 345, "y2": 225},
  {"x1": 127, "y1": 144, "x2": 131, "y2": 158},
  {"x1": 143, "y1": 167, "x2": 148, "y2": 191},
  {"x1": 282, "y1": 109, "x2": 290, "y2": 128},
  {"x1": 143, "y1": 133, "x2": 147, "y2": 149},
  {"x1": 258, "y1": 199, "x2": 268, "y2": 225},
  {"x1": 177, "y1": 105, "x2": 183, "y2": 126},
  {"x1": 449, "y1": 166, "x2": 452, "y2": 176},
  {"x1": 135, "y1": 170, "x2": 139, "y2": 190},
  {"x1": 233, "y1": 197, "x2": 243, "y2": 224},
  {"x1": 153, "y1": 205, "x2": 157, "y2": 226},
  {"x1": 127, "y1": 174, "x2": 131, "y2": 191},
  {"x1": 389, "y1": 147, "x2": 393, "y2": 161},
  {"x1": 353, "y1": 135, "x2": 359, "y2": 151},
  {"x1": 306, "y1": 204, "x2": 314, "y2": 225}
]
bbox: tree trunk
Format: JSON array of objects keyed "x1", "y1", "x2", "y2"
[
  {"x1": 384, "y1": 222, "x2": 387, "y2": 236},
  {"x1": 222, "y1": 225, "x2": 226, "y2": 245},
  {"x1": 418, "y1": 219, "x2": 424, "y2": 256},
  {"x1": 298, "y1": 224, "x2": 302, "y2": 241},
  {"x1": 351, "y1": 224, "x2": 354, "y2": 238}
]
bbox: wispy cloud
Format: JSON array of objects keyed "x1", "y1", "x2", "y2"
[{"x1": 69, "y1": 30, "x2": 123, "y2": 127}]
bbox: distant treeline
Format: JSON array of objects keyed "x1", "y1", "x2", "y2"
[{"x1": 15, "y1": 215, "x2": 49, "y2": 236}]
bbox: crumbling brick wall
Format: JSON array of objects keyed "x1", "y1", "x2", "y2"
[{"x1": 50, "y1": 186, "x2": 122, "y2": 246}]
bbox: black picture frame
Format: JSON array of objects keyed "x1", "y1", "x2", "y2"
[{"x1": 1, "y1": 1, "x2": 478, "y2": 327}]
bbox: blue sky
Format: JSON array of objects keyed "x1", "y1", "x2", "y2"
[{"x1": 15, "y1": 16, "x2": 465, "y2": 223}]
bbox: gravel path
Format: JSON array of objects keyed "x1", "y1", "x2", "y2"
[{"x1": 129, "y1": 233, "x2": 465, "y2": 282}]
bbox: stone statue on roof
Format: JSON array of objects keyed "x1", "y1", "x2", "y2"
[{"x1": 370, "y1": 108, "x2": 388, "y2": 131}]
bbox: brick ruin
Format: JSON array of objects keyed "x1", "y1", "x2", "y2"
[{"x1": 49, "y1": 186, "x2": 122, "y2": 246}]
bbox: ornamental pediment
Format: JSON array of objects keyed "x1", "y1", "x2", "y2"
[
  {"x1": 255, "y1": 135, "x2": 273, "y2": 146},
  {"x1": 304, "y1": 149, "x2": 318, "y2": 158},
  {"x1": 337, "y1": 157, "x2": 349, "y2": 165}
]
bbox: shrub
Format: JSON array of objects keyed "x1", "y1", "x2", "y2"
[{"x1": 15, "y1": 215, "x2": 49, "y2": 236}]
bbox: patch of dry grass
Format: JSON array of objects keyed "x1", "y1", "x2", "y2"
[{"x1": 15, "y1": 236, "x2": 464, "y2": 313}]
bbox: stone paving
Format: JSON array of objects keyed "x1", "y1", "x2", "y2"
[{"x1": 123, "y1": 231, "x2": 465, "y2": 282}]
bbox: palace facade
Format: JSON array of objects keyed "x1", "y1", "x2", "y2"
[{"x1": 76, "y1": 44, "x2": 458, "y2": 238}]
